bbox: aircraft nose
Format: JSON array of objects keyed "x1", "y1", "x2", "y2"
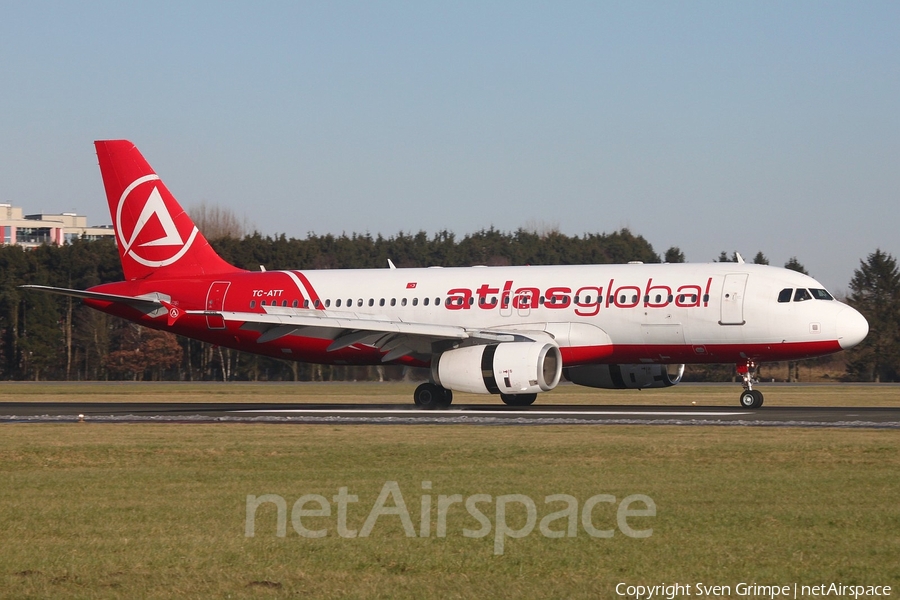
[{"x1": 836, "y1": 306, "x2": 869, "y2": 350}]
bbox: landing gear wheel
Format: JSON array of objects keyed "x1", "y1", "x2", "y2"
[
  {"x1": 500, "y1": 393, "x2": 537, "y2": 407},
  {"x1": 739, "y1": 389, "x2": 764, "y2": 409},
  {"x1": 414, "y1": 383, "x2": 452, "y2": 409}
]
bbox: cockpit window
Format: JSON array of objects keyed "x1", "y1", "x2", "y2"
[
  {"x1": 794, "y1": 288, "x2": 812, "y2": 302},
  {"x1": 779, "y1": 287, "x2": 832, "y2": 302},
  {"x1": 810, "y1": 288, "x2": 834, "y2": 300}
]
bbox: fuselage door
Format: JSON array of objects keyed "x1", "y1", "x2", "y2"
[
  {"x1": 516, "y1": 290, "x2": 532, "y2": 318},
  {"x1": 719, "y1": 273, "x2": 748, "y2": 326},
  {"x1": 206, "y1": 281, "x2": 231, "y2": 329}
]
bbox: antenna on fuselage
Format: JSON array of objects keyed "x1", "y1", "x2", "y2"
[
  {"x1": 387, "y1": 259, "x2": 396, "y2": 269},
  {"x1": 735, "y1": 252, "x2": 745, "y2": 264}
]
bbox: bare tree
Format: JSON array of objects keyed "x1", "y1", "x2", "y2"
[{"x1": 189, "y1": 201, "x2": 252, "y2": 240}]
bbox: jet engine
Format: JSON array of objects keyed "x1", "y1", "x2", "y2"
[
  {"x1": 564, "y1": 363, "x2": 685, "y2": 390},
  {"x1": 433, "y1": 342, "x2": 562, "y2": 395}
]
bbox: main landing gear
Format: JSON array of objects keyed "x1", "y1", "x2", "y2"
[
  {"x1": 737, "y1": 361, "x2": 764, "y2": 409},
  {"x1": 412, "y1": 385, "x2": 538, "y2": 409},
  {"x1": 414, "y1": 383, "x2": 453, "y2": 409},
  {"x1": 500, "y1": 393, "x2": 537, "y2": 406}
]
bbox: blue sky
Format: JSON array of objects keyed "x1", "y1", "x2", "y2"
[{"x1": 1, "y1": 1, "x2": 897, "y2": 292}]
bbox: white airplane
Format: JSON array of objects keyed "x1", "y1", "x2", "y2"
[{"x1": 24, "y1": 141, "x2": 869, "y2": 408}]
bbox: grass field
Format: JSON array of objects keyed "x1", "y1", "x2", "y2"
[
  {"x1": 1, "y1": 385, "x2": 899, "y2": 599},
  {"x1": 3, "y1": 380, "x2": 900, "y2": 407}
]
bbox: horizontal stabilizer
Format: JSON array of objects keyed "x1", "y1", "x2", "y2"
[{"x1": 19, "y1": 285, "x2": 166, "y2": 308}]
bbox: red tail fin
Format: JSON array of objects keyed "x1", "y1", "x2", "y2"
[{"x1": 95, "y1": 140, "x2": 239, "y2": 281}]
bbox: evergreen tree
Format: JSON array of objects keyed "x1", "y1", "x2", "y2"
[
  {"x1": 845, "y1": 249, "x2": 900, "y2": 382},
  {"x1": 716, "y1": 251, "x2": 738, "y2": 262},
  {"x1": 664, "y1": 247, "x2": 685, "y2": 263},
  {"x1": 784, "y1": 257, "x2": 809, "y2": 275},
  {"x1": 752, "y1": 252, "x2": 769, "y2": 265}
]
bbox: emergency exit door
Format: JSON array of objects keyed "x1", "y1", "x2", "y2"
[{"x1": 206, "y1": 281, "x2": 230, "y2": 329}]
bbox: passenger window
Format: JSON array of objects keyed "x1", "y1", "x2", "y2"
[
  {"x1": 810, "y1": 288, "x2": 834, "y2": 300},
  {"x1": 368, "y1": 299, "x2": 374, "y2": 307},
  {"x1": 292, "y1": 299, "x2": 299, "y2": 308},
  {"x1": 424, "y1": 297, "x2": 430, "y2": 306},
  {"x1": 335, "y1": 299, "x2": 341, "y2": 308},
  {"x1": 261, "y1": 300, "x2": 266, "y2": 306},
  {"x1": 325, "y1": 299, "x2": 331, "y2": 308},
  {"x1": 412, "y1": 298, "x2": 418, "y2": 306},
  {"x1": 304, "y1": 300, "x2": 310, "y2": 308},
  {"x1": 778, "y1": 289, "x2": 792, "y2": 303},
  {"x1": 379, "y1": 299, "x2": 385, "y2": 307},
  {"x1": 390, "y1": 298, "x2": 396, "y2": 307},
  {"x1": 358, "y1": 299, "x2": 363, "y2": 307},
  {"x1": 282, "y1": 300, "x2": 288, "y2": 307},
  {"x1": 794, "y1": 289, "x2": 812, "y2": 302},
  {"x1": 250, "y1": 300, "x2": 256, "y2": 308}
]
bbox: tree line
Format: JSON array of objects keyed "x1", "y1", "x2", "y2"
[{"x1": 1, "y1": 228, "x2": 897, "y2": 382}]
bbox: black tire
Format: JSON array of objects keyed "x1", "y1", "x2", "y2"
[
  {"x1": 414, "y1": 383, "x2": 452, "y2": 409},
  {"x1": 739, "y1": 389, "x2": 764, "y2": 409},
  {"x1": 500, "y1": 393, "x2": 537, "y2": 407},
  {"x1": 751, "y1": 389, "x2": 764, "y2": 408}
]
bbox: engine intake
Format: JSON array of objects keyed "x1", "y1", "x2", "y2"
[
  {"x1": 564, "y1": 364, "x2": 685, "y2": 390},
  {"x1": 433, "y1": 342, "x2": 562, "y2": 395}
]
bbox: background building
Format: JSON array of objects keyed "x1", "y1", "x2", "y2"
[{"x1": 0, "y1": 204, "x2": 114, "y2": 248}]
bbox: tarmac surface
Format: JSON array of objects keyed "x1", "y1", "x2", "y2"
[{"x1": 2, "y1": 402, "x2": 899, "y2": 428}]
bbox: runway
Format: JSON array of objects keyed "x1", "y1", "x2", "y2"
[{"x1": 1, "y1": 402, "x2": 899, "y2": 428}]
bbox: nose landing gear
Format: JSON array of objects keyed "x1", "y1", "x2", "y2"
[{"x1": 736, "y1": 361, "x2": 764, "y2": 408}]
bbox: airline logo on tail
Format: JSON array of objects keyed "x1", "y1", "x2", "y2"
[{"x1": 116, "y1": 174, "x2": 199, "y2": 267}]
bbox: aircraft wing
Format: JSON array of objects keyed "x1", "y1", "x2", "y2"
[
  {"x1": 187, "y1": 308, "x2": 544, "y2": 361},
  {"x1": 21, "y1": 285, "x2": 556, "y2": 362}
]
